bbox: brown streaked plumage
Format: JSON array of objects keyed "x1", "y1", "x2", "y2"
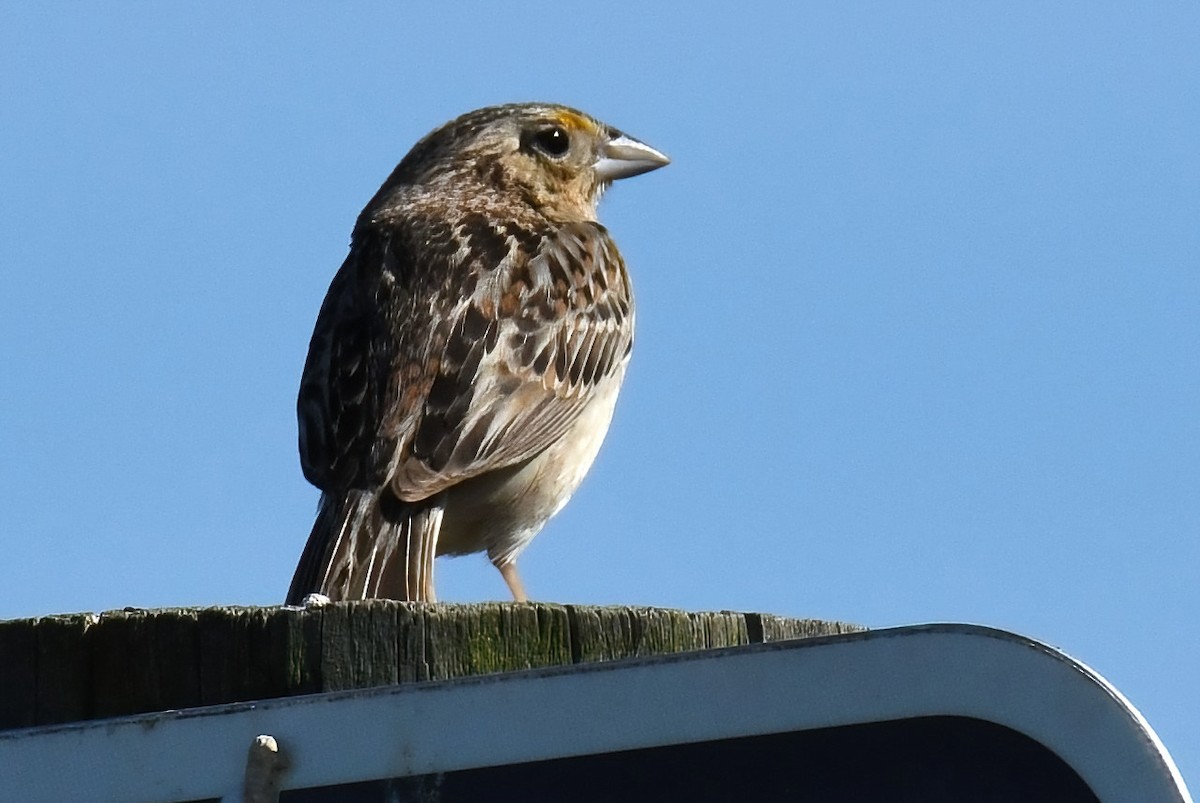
[{"x1": 287, "y1": 103, "x2": 668, "y2": 604}]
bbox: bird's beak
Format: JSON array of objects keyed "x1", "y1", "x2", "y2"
[{"x1": 594, "y1": 132, "x2": 670, "y2": 181}]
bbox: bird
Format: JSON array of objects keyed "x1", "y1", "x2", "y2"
[{"x1": 286, "y1": 102, "x2": 668, "y2": 604}]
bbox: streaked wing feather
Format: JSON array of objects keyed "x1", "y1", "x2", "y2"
[
  {"x1": 297, "y1": 236, "x2": 400, "y2": 492},
  {"x1": 390, "y1": 222, "x2": 634, "y2": 501}
]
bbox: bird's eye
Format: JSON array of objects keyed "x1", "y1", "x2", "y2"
[{"x1": 532, "y1": 126, "x2": 570, "y2": 157}]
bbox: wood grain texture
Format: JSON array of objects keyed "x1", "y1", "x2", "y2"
[
  {"x1": 0, "y1": 617, "x2": 37, "y2": 729},
  {"x1": 0, "y1": 603, "x2": 863, "y2": 729},
  {"x1": 34, "y1": 613, "x2": 96, "y2": 725}
]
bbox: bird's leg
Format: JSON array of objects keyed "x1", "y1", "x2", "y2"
[{"x1": 497, "y1": 561, "x2": 528, "y2": 602}]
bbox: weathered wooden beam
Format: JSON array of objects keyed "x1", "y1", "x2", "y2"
[{"x1": 0, "y1": 603, "x2": 861, "y2": 730}]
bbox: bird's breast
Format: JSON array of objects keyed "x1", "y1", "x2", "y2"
[{"x1": 435, "y1": 366, "x2": 628, "y2": 564}]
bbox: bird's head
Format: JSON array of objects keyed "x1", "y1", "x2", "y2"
[{"x1": 384, "y1": 103, "x2": 670, "y2": 223}]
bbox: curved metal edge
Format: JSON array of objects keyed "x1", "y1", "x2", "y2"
[
  {"x1": 885, "y1": 624, "x2": 1191, "y2": 801},
  {"x1": 0, "y1": 623, "x2": 1191, "y2": 803}
]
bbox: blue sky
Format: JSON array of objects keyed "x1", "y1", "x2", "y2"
[{"x1": 2, "y1": 2, "x2": 1196, "y2": 787}]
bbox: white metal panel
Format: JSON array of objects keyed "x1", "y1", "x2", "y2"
[{"x1": 0, "y1": 624, "x2": 1190, "y2": 802}]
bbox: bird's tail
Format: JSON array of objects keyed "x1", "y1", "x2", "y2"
[{"x1": 285, "y1": 490, "x2": 443, "y2": 604}]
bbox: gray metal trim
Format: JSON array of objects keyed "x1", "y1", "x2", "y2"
[{"x1": 0, "y1": 623, "x2": 1191, "y2": 802}]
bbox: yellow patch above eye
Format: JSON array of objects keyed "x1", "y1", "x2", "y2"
[{"x1": 552, "y1": 110, "x2": 597, "y2": 133}]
